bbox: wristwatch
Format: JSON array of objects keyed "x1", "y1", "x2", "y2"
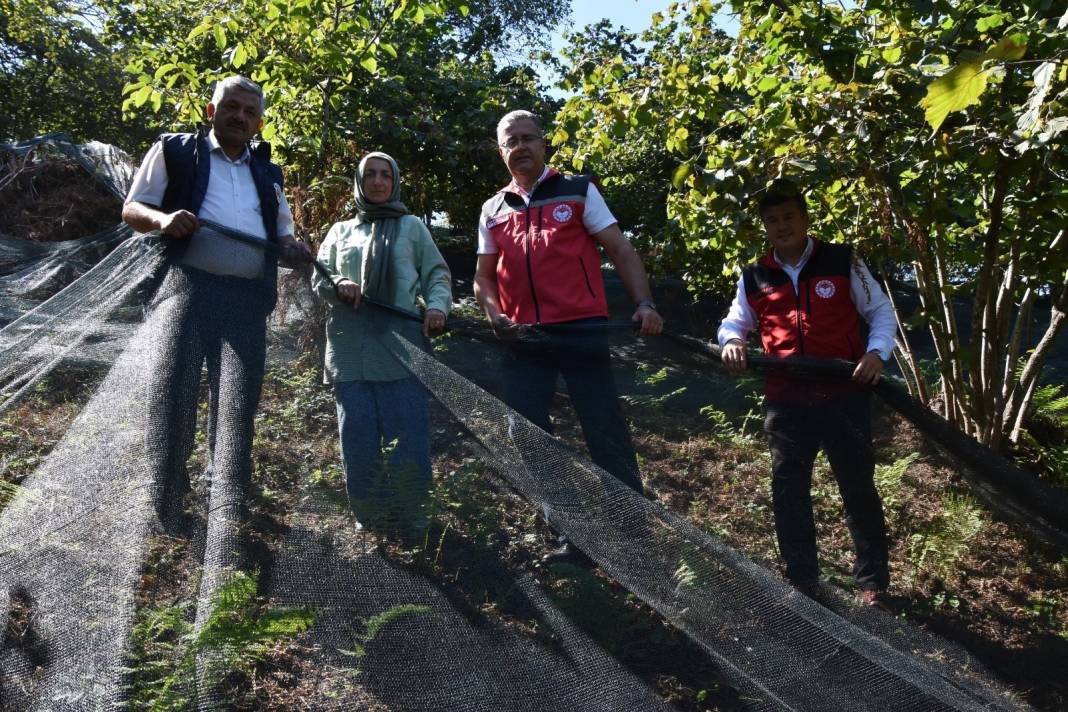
[{"x1": 636, "y1": 299, "x2": 657, "y2": 311}]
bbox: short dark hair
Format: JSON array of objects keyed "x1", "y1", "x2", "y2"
[{"x1": 758, "y1": 178, "x2": 808, "y2": 218}]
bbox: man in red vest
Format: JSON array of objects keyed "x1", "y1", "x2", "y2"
[
  {"x1": 474, "y1": 110, "x2": 663, "y2": 564},
  {"x1": 718, "y1": 179, "x2": 895, "y2": 606}
]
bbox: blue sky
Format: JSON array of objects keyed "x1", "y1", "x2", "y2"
[
  {"x1": 541, "y1": 1, "x2": 737, "y2": 95},
  {"x1": 554, "y1": 1, "x2": 739, "y2": 49},
  {"x1": 560, "y1": 0, "x2": 674, "y2": 44}
]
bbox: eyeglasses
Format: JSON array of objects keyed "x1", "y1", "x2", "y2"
[{"x1": 499, "y1": 134, "x2": 543, "y2": 150}]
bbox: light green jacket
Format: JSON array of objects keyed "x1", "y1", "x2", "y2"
[{"x1": 312, "y1": 215, "x2": 452, "y2": 383}]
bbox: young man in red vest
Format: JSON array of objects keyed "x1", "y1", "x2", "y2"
[
  {"x1": 718, "y1": 179, "x2": 896, "y2": 606},
  {"x1": 474, "y1": 110, "x2": 663, "y2": 564}
]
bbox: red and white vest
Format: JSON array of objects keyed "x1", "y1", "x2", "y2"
[
  {"x1": 481, "y1": 169, "x2": 608, "y2": 324},
  {"x1": 743, "y1": 239, "x2": 864, "y2": 401}
]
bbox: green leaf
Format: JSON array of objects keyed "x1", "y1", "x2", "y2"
[
  {"x1": 975, "y1": 13, "x2": 1007, "y2": 33},
  {"x1": 213, "y1": 24, "x2": 227, "y2": 51},
  {"x1": 986, "y1": 33, "x2": 1027, "y2": 61},
  {"x1": 672, "y1": 162, "x2": 693, "y2": 189},
  {"x1": 458, "y1": 4, "x2": 469, "y2": 17},
  {"x1": 1017, "y1": 61, "x2": 1055, "y2": 134},
  {"x1": 787, "y1": 158, "x2": 815, "y2": 172},
  {"x1": 153, "y1": 63, "x2": 178, "y2": 80},
  {"x1": 130, "y1": 85, "x2": 154, "y2": 108},
  {"x1": 232, "y1": 43, "x2": 248, "y2": 68},
  {"x1": 187, "y1": 22, "x2": 211, "y2": 41},
  {"x1": 360, "y1": 55, "x2": 378, "y2": 74},
  {"x1": 881, "y1": 46, "x2": 902, "y2": 64},
  {"x1": 920, "y1": 58, "x2": 989, "y2": 132},
  {"x1": 756, "y1": 75, "x2": 779, "y2": 93}
]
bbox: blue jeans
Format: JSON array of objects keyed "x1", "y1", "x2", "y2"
[{"x1": 334, "y1": 376, "x2": 432, "y2": 525}]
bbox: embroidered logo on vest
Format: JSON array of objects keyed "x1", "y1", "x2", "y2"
[
  {"x1": 552, "y1": 204, "x2": 573, "y2": 223},
  {"x1": 815, "y1": 279, "x2": 836, "y2": 298}
]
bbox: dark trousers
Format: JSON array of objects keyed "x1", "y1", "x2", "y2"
[
  {"x1": 145, "y1": 265, "x2": 269, "y2": 527},
  {"x1": 501, "y1": 319, "x2": 643, "y2": 494},
  {"x1": 764, "y1": 392, "x2": 889, "y2": 590}
]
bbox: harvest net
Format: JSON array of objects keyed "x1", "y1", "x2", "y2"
[{"x1": 0, "y1": 137, "x2": 1036, "y2": 711}]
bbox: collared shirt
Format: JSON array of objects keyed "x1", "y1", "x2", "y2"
[
  {"x1": 476, "y1": 166, "x2": 617, "y2": 254},
  {"x1": 717, "y1": 237, "x2": 896, "y2": 360},
  {"x1": 125, "y1": 130, "x2": 295, "y2": 278}
]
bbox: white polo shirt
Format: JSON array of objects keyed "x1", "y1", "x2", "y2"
[{"x1": 125, "y1": 130, "x2": 295, "y2": 278}]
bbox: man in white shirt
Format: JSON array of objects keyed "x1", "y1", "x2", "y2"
[
  {"x1": 123, "y1": 75, "x2": 310, "y2": 529},
  {"x1": 717, "y1": 179, "x2": 895, "y2": 606}
]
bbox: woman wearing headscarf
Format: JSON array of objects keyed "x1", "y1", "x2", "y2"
[{"x1": 312, "y1": 152, "x2": 452, "y2": 535}]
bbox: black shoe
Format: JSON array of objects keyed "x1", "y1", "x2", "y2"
[
  {"x1": 541, "y1": 541, "x2": 593, "y2": 568},
  {"x1": 790, "y1": 579, "x2": 822, "y2": 600}
]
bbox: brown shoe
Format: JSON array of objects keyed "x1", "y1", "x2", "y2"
[{"x1": 859, "y1": 589, "x2": 891, "y2": 612}]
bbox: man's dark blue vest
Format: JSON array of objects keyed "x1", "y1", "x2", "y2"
[{"x1": 158, "y1": 128, "x2": 283, "y2": 306}]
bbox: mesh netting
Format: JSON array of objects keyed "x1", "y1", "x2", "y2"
[
  {"x1": 0, "y1": 133, "x2": 134, "y2": 201},
  {"x1": 0, "y1": 142, "x2": 1041, "y2": 711},
  {"x1": 388, "y1": 333, "x2": 1029, "y2": 712},
  {"x1": 0, "y1": 240, "x2": 1032, "y2": 709}
]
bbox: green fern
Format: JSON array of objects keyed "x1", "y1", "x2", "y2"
[
  {"x1": 1031, "y1": 383, "x2": 1068, "y2": 428},
  {"x1": 126, "y1": 569, "x2": 315, "y2": 710},
  {"x1": 1018, "y1": 381, "x2": 1068, "y2": 488},
  {"x1": 338, "y1": 604, "x2": 432, "y2": 661},
  {"x1": 909, "y1": 493, "x2": 986, "y2": 583},
  {"x1": 0, "y1": 479, "x2": 28, "y2": 509},
  {"x1": 874, "y1": 452, "x2": 919, "y2": 510}
]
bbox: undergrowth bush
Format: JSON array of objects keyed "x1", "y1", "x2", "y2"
[
  {"x1": 126, "y1": 570, "x2": 314, "y2": 710},
  {"x1": 874, "y1": 452, "x2": 920, "y2": 512},
  {"x1": 908, "y1": 493, "x2": 986, "y2": 584},
  {"x1": 1017, "y1": 382, "x2": 1068, "y2": 489}
]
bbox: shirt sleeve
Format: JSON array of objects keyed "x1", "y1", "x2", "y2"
[
  {"x1": 311, "y1": 223, "x2": 343, "y2": 307},
  {"x1": 583, "y1": 183, "x2": 618, "y2": 235},
  {"x1": 274, "y1": 182, "x2": 295, "y2": 238},
  {"x1": 849, "y1": 255, "x2": 896, "y2": 361},
  {"x1": 125, "y1": 140, "x2": 168, "y2": 207},
  {"x1": 414, "y1": 222, "x2": 453, "y2": 315},
  {"x1": 717, "y1": 274, "x2": 757, "y2": 347},
  {"x1": 476, "y1": 213, "x2": 497, "y2": 255}
]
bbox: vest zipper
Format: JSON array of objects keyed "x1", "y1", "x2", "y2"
[
  {"x1": 524, "y1": 203, "x2": 541, "y2": 323},
  {"x1": 578, "y1": 256, "x2": 596, "y2": 298},
  {"x1": 795, "y1": 276, "x2": 806, "y2": 355}
]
